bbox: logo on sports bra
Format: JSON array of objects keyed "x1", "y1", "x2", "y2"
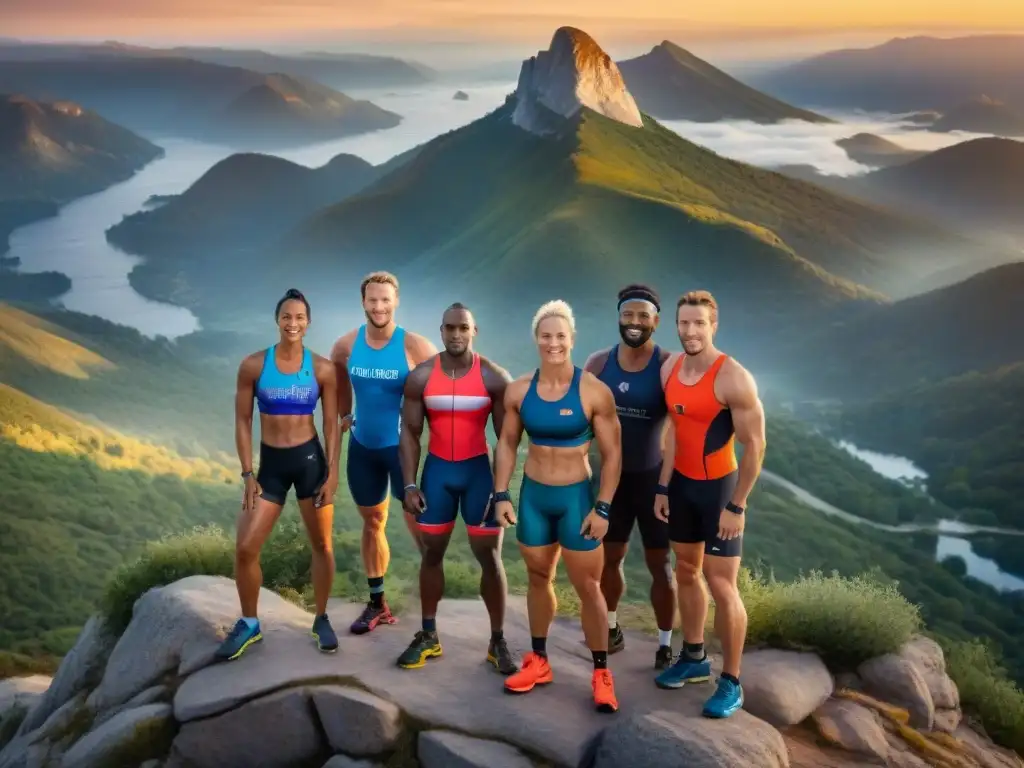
[
  {"x1": 263, "y1": 384, "x2": 314, "y2": 401},
  {"x1": 560, "y1": 408, "x2": 574, "y2": 416},
  {"x1": 673, "y1": 403, "x2": 686, "y2": 414}
]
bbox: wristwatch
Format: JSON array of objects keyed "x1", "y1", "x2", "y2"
[
  {"x1": 594, "y1": 500, "x2": 612, "y2": 520},
  {"x1": 725, "y1": 501, "x2": 744, "y2": 515},
  {"x1": 241, "y1": 470, "x2": 253, "y2": 478},
  {"x1": 492, "y1": 490, "x2": 512, "y2": 504}
]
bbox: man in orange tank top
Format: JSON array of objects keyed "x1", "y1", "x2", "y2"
[
  {"x1": 396, "y1": 303, "x2": 518, "y2": 675},
  {"x1": 652, "y1": 290, "x2": 767, "y2": 720}
]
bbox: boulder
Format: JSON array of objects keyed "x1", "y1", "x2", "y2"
[
  {"x1": 311, "y1": 686, "x2": 403, "y2": 756},
  {"x1": 417, "y1": 730, "x2": 534, "y2": 768},
  {"x1": 858, "y1": 653, "x2": 934, "y2": 730},
  {"x1": 740, "y1": 649, "x2": 834, "y2": 727},
  {"x1": 59, "y1": 703, "x2": 173, "y2": 768},
  {"x1": 811, "y1": 697, "x2": 889, "y2": 763}
]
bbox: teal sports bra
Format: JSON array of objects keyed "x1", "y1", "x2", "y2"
[{"x1": 520, "y1": 366, "x2": 594, "y2": 448}]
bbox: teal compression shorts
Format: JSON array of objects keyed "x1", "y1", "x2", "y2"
[{"x1": 516, "y1": 475, "x2": 599, "y2": 552}]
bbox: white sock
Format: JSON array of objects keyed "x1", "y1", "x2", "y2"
[
  {"x1": 608, "y1": 611, "x2": 618, "y2": 629},
  {"x1": 658, "y1": 629, "x2": 673, "y2": 648}
]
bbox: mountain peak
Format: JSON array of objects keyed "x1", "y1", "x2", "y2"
[{"x1": 512, "y1": 26, "x2": 643, "y2": 135}]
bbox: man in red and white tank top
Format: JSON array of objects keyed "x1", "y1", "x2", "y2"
[
  {"x1": 396, "y1": 303, "x2": 518, "y2": 675},
  {"x1": 652, "y1": 290, "x2": 767, "y2": 720}
]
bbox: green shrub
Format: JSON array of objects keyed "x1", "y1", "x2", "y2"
[
  {"x1": 937, "y1": 636, "x2": 1024, "y2": 755},
  {"x1": 742, "y1": 567, "x2": 922, "y2": 669}
]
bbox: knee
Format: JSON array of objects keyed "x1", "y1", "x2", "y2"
[
  {"x1": 575, "y1": 575, "x2": 603, "y2": 602},
  {"x1": 705, "y1": 575, "x2": 741, "y2": 606},
  {"x1": 360, "y1": 507, "x2": 387, "y2": 534},
  {"x1": 422, "y1": 544, "x2": 446, "y2": 568},
  {"x1": 645, "y1": 551, "x2": 673, "y2": 582},
  {"x1": 526, "y1": 564, "x2": 555, "y2": 589},
  {"x1": 675, "y1": 559, "x2": 701, "y2": 586},
  {"x1": 309, "y1": 536, "x2": 333, "y2": 557},
  {"x1": 471, "y1": 542, "x2": 502, "y2": 571},
  {"x1": 236, "y1": 539, "x2": 262, "y2": 564}
]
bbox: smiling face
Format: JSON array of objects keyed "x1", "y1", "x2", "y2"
[
  {"x1": 677, "y1": 303, "x2": 715, "y2": 356},
  {"x1": 535, "y1": 314, "x2": 573, "y2": 365},
  {"x1": 277, "y1": 299, "x2": 309, "y2": 342},
  {"x1": 362, "y1": 281, "x2": 397, "y2": 329},
  {"x1": 618, "y1": 299, "x2": 659, "y2": 348}
]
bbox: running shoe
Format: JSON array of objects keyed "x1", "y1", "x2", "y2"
[
  {"x1": 215, "y1": 618, "x2": 262, "y2": 661},
  {"x1": 608, "y1": 625, "x2": 625, "y2": 654},
  {"x1": 311, "y1": 614, "x2": 338, "y2": 653},
  {"x1": 349, "y1": 601, "x2": 397, "y2": 635},
  {"x1": 703, "y1": 677, "x2": 744, "y2": 718},
  {"x1": 592, "y1": 669, "x2": 619, "y2": 713},
  {"x1": 654, "y1": 645, "x2": 673, "y2": 670},
  {"x1": 504, "y1": 652, "x2": 553, "y2": 694},
  {"x1": 486, "y1": 636, "x2": 519, "y2": 675},
  {"x1": 654, "y1": 653, "x2": 712, "y2": 689},
  {"x1": 397, "y1": 630, "x2": 443, "y2": 669}
]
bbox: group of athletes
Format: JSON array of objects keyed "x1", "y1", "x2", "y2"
[{"x1": 218, "y1": 271, "x2": 767, "y2": 721}]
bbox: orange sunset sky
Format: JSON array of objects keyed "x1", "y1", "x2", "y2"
[{"x1": 3, "y1": 0, "x2": 1023, "y2": 43}]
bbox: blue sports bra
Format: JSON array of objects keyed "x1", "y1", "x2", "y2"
[
  {"x1": 520, "y1": 366, "x2": 594, "y2": 448},
  {"x1": 255, "y1": 345, "x2": 320, "y2": 416}
]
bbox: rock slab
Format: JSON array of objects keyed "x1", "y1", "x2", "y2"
[
  {"x1": 417, "y1": 730, "x2": 534, "y2": 768},
  {"x1": 312, "y1": 686, "x2": 403, "y2": 756},
  {"x1": 740, "y1": 649, "x2": 834, "y2": 727}
]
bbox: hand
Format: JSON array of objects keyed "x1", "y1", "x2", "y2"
[
  {"x1": 717, "y1": 507, "x2": 745, "y2": 540},
  {"x1": 403, "y1": 487, "x2": 427, "y2": 517},
  {"x1": 315, "y1": 470, "x2": 338, "y2": 509},
  {"x1": 340, "y1": 414, "x2": 354, "y2": 434},
  {"x1": 242, "y1": 475, "x2": 261, "y2": 514},
  {"x1": 653, "y1": 493, "x2": 669, "y2": 523},
  {"x1": 494, "y1": 499, "x2": 517, "y2": 528},
  {"x1": 580, "y1": 510, "x2": 609, "y2": 541}
]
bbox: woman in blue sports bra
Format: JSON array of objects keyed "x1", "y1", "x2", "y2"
[
  {"x1": 491, "y1": 299, "x2": 624, "y2": 714},
  {"x1": 215, "y1": 288, "x2": 341, "y2": 663}
]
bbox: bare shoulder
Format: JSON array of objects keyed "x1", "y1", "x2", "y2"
[
  {"x1": 329, "y1": 328, "x2": 359, "y2": 362},
  {"x1": 581, "y1": 370, "x2": 615, "y2": 407},
  {"x1": 504, "y1": 374, "x2": 533, "y2": 407},
  {"x1": 238, "y1": 350, "x2": 265, "y2": 377},
  {"x1": 720, "y1": 356, "x2": 759, "y2": 402},
  {"x1": 479, "y1": 354, "x2": 513, "y2": 384},
  {"x1": 582, "y1": 346, "x2": 613, "y2": 375},
  {"x1": 660, "y1": 351, "x2": 681, "y2": 386},
  {"x1": 657, "y1": 346, "x2": 672, "y2": 365},
  {"x1": 405, "y1": 330, "x2": 437, "y2": 363},
  {"x1": 406, "y1": 354, "x2": 437, "y2": 390}
]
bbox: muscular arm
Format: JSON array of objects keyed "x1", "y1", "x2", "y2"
[
  {"x1": 481, "y1": 357, "x2": 513, "y2": 443},
  {"x1": 406, "y1": 331, "x2": 439, "y2": 368},
  {"x1": 493, "y1": 380, "x2": 527, "y2": 493},
  {"x1": 587, "y1": 374, "x2": 622, "y2": 505},
  {"x1": 582, "y1": 347, "x2": 611, "y2": 377},
  {"x1": 722, "y1": 362, "x2": 766, "y2": 509},
  {"x1": 315, "y1": 356, "x2": 339, "y2": 475},
  {"x1": 234, "y1": 354, "x2": 262, "y2": 474},
  {"x1": 329, "y1": 331, "x2": 355, "y2": 421},
  {"x1": 399, "y1": 362, "x2": 433, "y2": 489},
  {"x1": 658, "y1": 354, "x2": 679, "y2": 488}
]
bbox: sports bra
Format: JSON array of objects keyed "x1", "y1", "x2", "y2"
[
  {"x1": 520, "y1": 366, "x2": 593, "y2": 448},
  {"x1": 255, "y1": 345, "x2": 320, "y2": 416}
]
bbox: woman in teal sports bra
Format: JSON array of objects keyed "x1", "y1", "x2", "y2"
[
  {"x1": 216, "y1": 288, "x2": 341, "y2": 663},
  {"x1": 492, "y1": 300, "x2": 624, "y2": 714}
]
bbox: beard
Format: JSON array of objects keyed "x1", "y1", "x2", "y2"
[
  {"x1": 365, "y1": 310, "x2": 392, "y2": 329},
  {"x1": 682, "y1": 338, "x2": 705, "y2": 356},
  {"x1": 619, "y1": 323, "x2": 653, "y2": 349}
]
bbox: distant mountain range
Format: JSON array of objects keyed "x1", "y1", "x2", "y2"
[
  {"x1": 0, "y1": 39, "x2": 435, "y2": 90},
  {"x1": 617, "y1": 41, "x2": 832, "y2": 124},
  {"x1": 929, "y1": 96, "x2": 1024, "y2": 137},
  {"x1": 752, "y1": 34, "x2": 1024, "y2": 113},
  {"x1": 834, "y1": 133, "x2": 927, "y2": 168},
  {"x1": 0, "y1": 59, "x2": 401, "y2": 147}
]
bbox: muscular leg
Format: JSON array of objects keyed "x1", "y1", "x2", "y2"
[
  {"x1": 403, "y1": 507, "x2": 425, "y2": 555},
  {"x1": 469, "y1": 531, "x2": 506, "y2": 631},
  {"x1": 520, "y1": 543, "x2": 560, "y2": 641},
  {"x1": 600, "y1": 542, "x2": 628, "y2": 616},
  {"x1": 672, "y1": 541, "x2": 708, "y2": 648},
  {"x1": 644, "y1": 547, "x2": 677, "y2": 632},
  {"x1": 563, "y1": 547, "x2": 609, "y2": 653},
  {"x1": 296, "y1": 499, "x2": 335, "y2": 615},
  {"x1": 234, "y1": 498, "x2": 284, "y2": 617},
  {"x1": 358, "y1": 502, "x2": 391, "y2": 578},
  {"x1": 703, "y1": 555, "x2": 747, "y2": 678},
  {"x1": 419, "y1": 531, "x2": 452, "y2": 622}
]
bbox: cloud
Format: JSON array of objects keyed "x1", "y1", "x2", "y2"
[{"x1": 660, "y1": 111, "x2": 985, "y2": 176}]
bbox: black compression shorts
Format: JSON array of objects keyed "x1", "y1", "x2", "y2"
[
  {"x1": 667, "y1": 469, "x2": 741, "y2": 557},
  {"x1": 257, "y1": 436, "x2": 328, "y2": 506},
  {"x1": 604, "y1": 466, "x2": 669, "y2": 549}
]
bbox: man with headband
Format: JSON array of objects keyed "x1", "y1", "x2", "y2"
[{"x1": 583, "y1": 284, "x2": 675, "y2": 670}]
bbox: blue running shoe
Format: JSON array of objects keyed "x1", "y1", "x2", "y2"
[
  {"x1": 702, "y1": 677, "x2": 744, "y2": 718},
  {"x1": 654, "y1": 654, "x2": 712, "y2": 689},
  {"x1": 312, "y1": 614, "x2": 339, "y2": 653},
  {"x1": 215, "y1": 618, "x2": 262, "y2": 661}
]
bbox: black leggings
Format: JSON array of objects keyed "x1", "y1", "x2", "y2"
[{"x1": 257, "y1": 436, "x2": 328, "y2": 506}]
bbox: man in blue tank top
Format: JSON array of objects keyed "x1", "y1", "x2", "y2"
[
  {"x1": 583, "y1": 284, "x2": 676, "y2": 671},
  {"x1": 330, "y1": 271, "x2": 437, "y2": 634}
]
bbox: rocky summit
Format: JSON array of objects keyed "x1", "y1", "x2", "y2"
[
  {"x1": 512, "y1": 26, "x2": 644, "y2": 136},
  {"x1": 0, "y1": 575, "x2": 1021, "y2": 768}
]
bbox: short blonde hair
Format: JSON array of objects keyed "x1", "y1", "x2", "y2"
[
  {"x1": 360, "y1": 271, "x2": 399, "y2": 299},
  {"x1": 532, "y1": 299, "x2": 575, "y2": 338},
  {"x1": 677, "y1": 290, "x2": 718, "y2": 322}
]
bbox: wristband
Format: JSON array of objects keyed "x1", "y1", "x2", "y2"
[
  {"x1": 595, "y1": 500, "x2": 611, "y2": 519},
  {"x1": 241, "y1": 470, "x2": 253, "y2": 478},
  {"x1": 656, "y1": 484, "x2": 669, "y2": 496},
  {"x1": 404, "y1": 484, "x2": 418, "y2": 493},
  {"x1": 725, "y1": 501, "x2": 744, "y2": 515},
  {"x1": 492, "y1": 490, "x2": 512, "y2": 504}
]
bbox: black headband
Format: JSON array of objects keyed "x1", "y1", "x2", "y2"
[{"x1": 617, "y1": 290, "x2": 660, "y2": 313}]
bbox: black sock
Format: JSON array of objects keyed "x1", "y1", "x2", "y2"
[
  {"x1": 722, "y1": 672, "x2": 740, "y2": 685},
  {"x1": 684, "y1": 641, "x2": 706, "y2": 661},
  {"x1": 368, "y1": 576, "x2": 384, "y2": 608},
  {"x1": 592, "y1": 650, "x2": 608, "y2": 670},
  {"x1": 491, "y1": 629, "x2": 504, "y2": 643},
  {"x1": 531, "y1": 636, "x2": 547, "y2": 657},
  {"x1": 422, "y1": 617, "x2": 436, "y2": 633}
]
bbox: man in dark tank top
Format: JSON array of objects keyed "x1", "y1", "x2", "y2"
[{"x1": 583, "y1": 284, "x2": 675, "y2": 670}]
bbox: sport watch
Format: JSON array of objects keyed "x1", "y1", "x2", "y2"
[
  {"x1": 492, "y1": 490, "x2": 512, "y2": 504},
  {"x1": 725, "y1": 501, "x2": 744, "y2": 515},
  {"x1": 594, "y1": 501, "x2": 612, "y2": 520}
]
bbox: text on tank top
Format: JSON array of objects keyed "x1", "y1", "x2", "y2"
[
  {"x1": 422, "y1": 354, "x2": 492, "y2": 462},
  {"x1": 664, "y1": 353, "x2": 737, "y2": 481},
  {"x1": 596, "y1": 344, "x2": 668, "y2": 473},
  {"x1": 256, "y1": 345, "x2": 320, "y2": 416},
  {"x1": 348, "y1": 325, "x2": 410, "y2": 449}
]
